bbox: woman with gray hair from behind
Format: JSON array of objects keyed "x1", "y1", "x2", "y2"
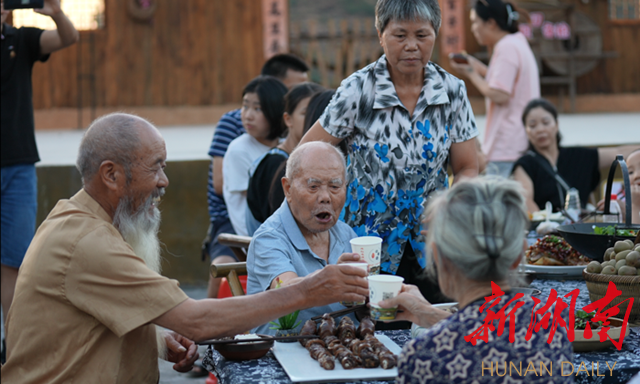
[{"x1": 378, "y1": 177, "x2": 573, "y2": 383}]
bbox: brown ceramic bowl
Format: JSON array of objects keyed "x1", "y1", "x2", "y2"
[{"x1": 214, "y1": 335, "x2": 274, "y2": 361}]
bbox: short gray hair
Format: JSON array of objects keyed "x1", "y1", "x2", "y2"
[
  {"x1": 285, "y1": 142, "x2": 346, "y2": 180},
  {"x1": 375, "y1": 0, "x2": 441, "y2": 34},
  {"x1": 76, "y1": 113, "x2": 150, "y2": 184},
  {"x1": 425, "y1": 176, "x2": 528, "y2": 282}
]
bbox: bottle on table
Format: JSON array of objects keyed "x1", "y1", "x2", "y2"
[
  {"x1": 564, "y1": 188, "x2": 581, "y2": 223},
  {"x1": 603, "y1": 194, "x2": 621, "y2": 223}
]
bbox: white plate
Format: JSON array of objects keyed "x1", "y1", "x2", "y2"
[
  {"x1": 525, "y1": 264, "x2": 586, "y2": 276},
  {"x1": 272, "y1": 334, "x2": 402, "y2": 383}
]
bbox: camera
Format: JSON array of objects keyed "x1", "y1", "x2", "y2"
[
  {"x1": 449, "y1": 53, "x2": 469, "y2": 65},
  {"x1": 4, "y1": 0, "x2": 45, "y2": 10}
]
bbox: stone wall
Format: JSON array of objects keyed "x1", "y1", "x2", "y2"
[{"x1": 36, "y1": 160, "x2": 212, "y2": 285}]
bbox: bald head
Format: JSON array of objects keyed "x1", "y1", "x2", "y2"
[
  {"x1": 76, "y1": 113, "x2": 156, "y2": 184},
  {"x1": 286, "y1": 141, "x2": 346, "y2": 180}
]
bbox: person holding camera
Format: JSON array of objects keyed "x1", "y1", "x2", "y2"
[{"x1": 1, "y1": 0, "x2": 78, "y2": 363}]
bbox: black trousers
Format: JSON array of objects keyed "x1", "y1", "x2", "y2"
[
  {"x1": 392, "y1": 243, "x2": 451, "y2": 304},
  {"x1": 375, "y1": 243, "x2": 451, "y2": 330}
]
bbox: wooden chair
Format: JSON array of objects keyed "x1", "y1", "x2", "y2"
[
  {"x1": 216, "y1": 233, "x2": 252, "y2": 262},
  {"x1": 212, "y1": 233, "x2": 253, "y2": 296}
]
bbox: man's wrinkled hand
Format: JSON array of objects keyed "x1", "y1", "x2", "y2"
[
  {"x1": 337, "y1": 252, "x2": 362, "y2": 264},
  {"x1": 302, "y1": 264, "x2": 368, "y2": 307},
  {"x1": 164, "y1": 331, "x2": 199, "y2": 373}
]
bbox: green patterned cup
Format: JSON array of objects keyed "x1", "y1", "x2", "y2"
[{"x1": 368, "y1": 275, "x2": 404, "y2": 320}]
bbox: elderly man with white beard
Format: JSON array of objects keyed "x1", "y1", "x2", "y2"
[{"x1": 1, "y1": 113, "x2": 369, "y2": 384}]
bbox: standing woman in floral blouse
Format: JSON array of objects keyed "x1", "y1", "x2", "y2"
[{"x1": 300, "y1": 0, "x2": 479, "y2": 302}]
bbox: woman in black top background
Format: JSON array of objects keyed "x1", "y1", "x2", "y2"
[{"x1": 511, "y1": 98, "x2": 638, "y2": 213}]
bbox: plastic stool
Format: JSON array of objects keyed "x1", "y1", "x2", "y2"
[
  {"x1": 205, "y1": 372, "x2": 218, "y2": 384},
  {"x1": 217, "y1": 275, "x2": 248, "y2": 298}
]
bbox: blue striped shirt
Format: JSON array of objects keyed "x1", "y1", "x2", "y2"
[{"x1": 207, "y1": 109, "x2": 245, "y2": 221}]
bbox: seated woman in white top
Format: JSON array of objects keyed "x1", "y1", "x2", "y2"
[{"x1": 223, "y1": 76, "x2": 288, "y2": 236}]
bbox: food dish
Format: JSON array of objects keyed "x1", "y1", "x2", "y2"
[
  {"x1": 298, "y1": 315, "x2": 396, "y2": 371},
  {"x1": 556, "y1": 223, "x2": 640, "y2": 261},
  {"x1": 526, "y1": 235, "x2": 589, "y2": 266},
  {"x1": 214, "y1": 334, "x2": 274, "y2": 361},
  {"x1": 572, "y1": 317, "x2": 630, "y2": 352},
  {"x1": 524, "y1": 265, "x2": 586, "y2": 279},
  {"x1": 273, "y1": 334, "x2": 401, "y2": 383}
]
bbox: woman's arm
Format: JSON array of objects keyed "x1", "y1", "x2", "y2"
[
  {"x1": 38, "y1": 0, "x2": 79, "y2": 55},
  {"x1": 467, "y1": 54, "x2": 488, "y2": 77},
  {"x1": 449, "y1": 59, "x2": 510, "y2": 105},
  {"x1": 449, "y1": 139, "x2": 479, "y2": 183},
  {"x1": 377, "y1": 284, "x2": 450, "y2": 328},
  {"x1": 597, "y1": 145, "x2": 640, "y2": 169},
  {"x1": 512, "y1": 165, "x2": 541, "y2": 213},
  {"x1": 299, "y1": 121, "x2": 343, "y2": 146}
]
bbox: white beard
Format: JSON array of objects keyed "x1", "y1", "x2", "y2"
[
  {"x1": 113, "y1": 192, "x2": 163, "y2": 273},
  {"x1": 113, "y1": 189, "x2": 167, "y2": 358}
]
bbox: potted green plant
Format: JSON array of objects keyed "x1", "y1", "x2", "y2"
[
  {"x1": 269, "y1": 310, "x2": 302, "y2": 340},
  {"x1": 268, "y1": 278, "x2": 302, "y2": 341}
]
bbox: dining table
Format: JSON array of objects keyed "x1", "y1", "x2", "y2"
[{"x1": 201, "y1": 278, "x2": 640, "y2": 384}]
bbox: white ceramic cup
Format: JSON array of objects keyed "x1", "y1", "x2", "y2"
[
  {"x1": 339, "y1": 262, "x2": 369, "y2": 306},
  {"x1": 350, "y1": 236, "x2": 382, "y2": 275},
  {"x1": 367, "y1": 275, "x2": 404, "y2": 320}
]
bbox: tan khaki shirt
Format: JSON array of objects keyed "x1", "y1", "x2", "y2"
[{"x1": 1, "y1": 190, "x2": 188, "y2": 384}]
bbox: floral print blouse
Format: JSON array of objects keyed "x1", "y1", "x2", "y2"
[{"x1": 319, "y1": 55, "x2": 478, "y2": 273}]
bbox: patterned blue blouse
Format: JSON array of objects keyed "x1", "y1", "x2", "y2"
[
  {"x1": 397, "y1": 293, "x2": 574, "y2": 384},
  {"x1": 319, "y1": 55, "x2": 478, "y2": 273}
]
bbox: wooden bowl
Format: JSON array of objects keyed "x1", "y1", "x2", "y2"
[
  {"x1": 573, "y1": 317, "x2": 630, "y2": 352},
  {"x1": 582, "y1": 270, "x2": 640, "y2": 322},
  {"x1": 214, "y1": 335, "x2": 274, "y2": 361}
]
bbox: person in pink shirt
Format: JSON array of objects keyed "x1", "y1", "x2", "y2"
[{"x1": 450, "y1": 0, "x2": 540, "y2": 177}]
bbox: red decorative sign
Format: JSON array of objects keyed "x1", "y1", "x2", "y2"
[
  {"x1": 553, "y1": 21, "x2": 571, "y2": 40},
  {"x1": 519, "y1": 23, "x2": 533, "y2": 40},
  {"x1": 530, "y1": 12, "x2": 545, "y2": 28},
  {"x1": 541, "y1": 21, "x2": 555, "y2": 40},
  {"x1": 439, "y1": 0, "x2": 465, "y2": 57},
  {"x1": 262, "y1": 0, "x2": 289, "y2": 59}
]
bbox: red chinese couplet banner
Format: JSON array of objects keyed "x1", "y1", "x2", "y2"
[
  {"x1": 262, "y1": 0, "x2": 289, "y2": 60},
  {"x1": 439, "y1": 0, "x2": 466, "y2": 57}
]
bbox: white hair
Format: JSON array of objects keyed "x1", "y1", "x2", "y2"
[
  {"x1": 285, "y1": 141, "x2": 346, "y2": 180},
  {"x1": 375, "y1": 0, "x2": 442, "y2": 34},
  {"x1": 425, "y1": 176, "x2": 528, "y2": 282}
]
